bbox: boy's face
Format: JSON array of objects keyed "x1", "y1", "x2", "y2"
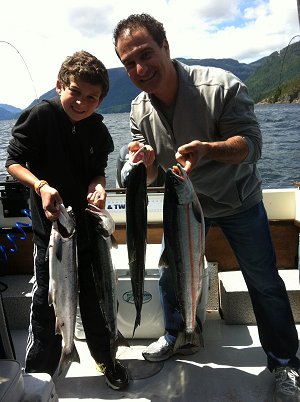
[{"x1": 56, "y1": 76, "x2": 102, "y2": 123}]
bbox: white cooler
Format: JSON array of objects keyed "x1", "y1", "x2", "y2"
[
  {"x1": 75, "y1": 244, "x2": 210, "y2": 340},
  {"x1": 113, "y1": 244, "x2": 164, "y2": 339}
]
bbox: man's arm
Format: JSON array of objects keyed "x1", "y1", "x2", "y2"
[{"x1": 176, "y1": 136, "x2": 249, "y2": 173}]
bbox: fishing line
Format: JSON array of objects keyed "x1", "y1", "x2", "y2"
[{"x1": 0, "y1": 40, "x2": 39, "y2": 103}]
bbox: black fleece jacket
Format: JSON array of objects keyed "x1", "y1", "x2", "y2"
[{"x1": 6, "y1": 97, "x2": 114, "y2": 249}]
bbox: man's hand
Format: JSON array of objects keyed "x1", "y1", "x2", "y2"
[
  {"x1": 176, "y1": 140, "x2": 208, "y2": 173},
  {"x1": 128, "y1": 141, "x2": 155, "y2": 167}
]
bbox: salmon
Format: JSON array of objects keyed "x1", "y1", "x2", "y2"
[
  {"x1": 160, "y1": 164, "x2": 205, "y2": 349},
  {"x1": 122, "y1": 148, "x2": 148, "y2": 337},
  {"x1": 85, "y1": 205, "x2": 129, "y2": 361},
  {"x1": 48, "y1": 204, "x2": 80, "y2": 376}
]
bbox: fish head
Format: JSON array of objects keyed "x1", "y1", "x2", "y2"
[
  {"x1": 56, "y1": 204, "x2": 76, "y2": 238},
  {"x1": 130, "y1": 146, "x2": 147, "y2": 165},
  {"x1": 121, "y1": 146, "x2": 147, "y2": 187},
  {"x1": 165, "y1": 164, "x2": 194, "y2": 205},
  {"x1": 85, "y1": 204, "x2": 115, "y2": 237}
]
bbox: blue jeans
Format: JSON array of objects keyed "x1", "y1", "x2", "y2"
[{"x1": 159, "y1": 201, "x2": 299, "y2": 372}]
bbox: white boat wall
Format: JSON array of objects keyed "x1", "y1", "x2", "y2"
[{"x1": 0, "y1": 179, "x2": 299, "y2": 281}]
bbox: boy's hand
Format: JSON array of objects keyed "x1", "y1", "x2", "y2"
[
  {"x1": 87, "y1": 184, "x2": 106, "y2": 209},
  {"x1": 40, "y1": 185, "x2": 63, "y2": 221}
]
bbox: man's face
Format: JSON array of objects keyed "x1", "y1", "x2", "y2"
[
  {"x1": 56, "y1": 77, "x2": 102, "y2": 123},
  {"x1": 116, "y1": 27, "x2": 173, "y2": 96}
]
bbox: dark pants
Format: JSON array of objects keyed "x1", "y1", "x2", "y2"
[
  {"x1": 25, "y1": 245, "x2": 111, "y2": 376},
  {"x1": 160, "y1": 201, "x2": 300, "y2": 372}
]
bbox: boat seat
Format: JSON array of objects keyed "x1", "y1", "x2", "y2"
[{"x1": 0, "y1": 359, "x2": 24, "y2": 402}]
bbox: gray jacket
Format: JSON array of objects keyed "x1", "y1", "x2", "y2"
[{"x1": 130, "y1": 60, "x2": 263, "y2": 218}]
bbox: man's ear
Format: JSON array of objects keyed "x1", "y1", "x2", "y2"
[
  {"x1": 56, "y1": 80, "x2": 62, "y2": 96},
  {"x1": 162, "y1": 39, "x2": 170, "y2": 56}
]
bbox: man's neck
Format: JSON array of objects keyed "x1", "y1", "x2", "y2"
[{"x1": 152, "y1": 62, "x2": 178, "y2": 108}]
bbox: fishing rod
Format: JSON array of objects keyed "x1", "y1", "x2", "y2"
[
  {"x1": 0, "y1": 40, "x2": 39, "y2": 103},
  {"x1": 275, "y1": 33, "x2": 300, "y2": 101}
]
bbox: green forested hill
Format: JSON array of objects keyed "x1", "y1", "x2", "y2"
[{"x1": 245, "y1": 40, "x2": 300, "y2": 103}]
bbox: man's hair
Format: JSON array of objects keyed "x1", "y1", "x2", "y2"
[
  {"x1": 113, "y1": 13, "x2": 166, "y2": 50},
  {"x1": 57, "y1": 50, "x2": 109, "y2": 99}
]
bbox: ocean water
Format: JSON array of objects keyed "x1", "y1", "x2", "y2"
[{"x1": 0, "y1": 103, "x2": 299, "y2": 189}]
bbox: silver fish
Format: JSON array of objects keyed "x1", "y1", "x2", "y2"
[
  {"x1": 85, "y1": 204, "x2": 129, "y2": 361},
  {"x1": 122, "y1": 148, "x2": 148, "y2": 337},
  {"x1": 48, "y1": 204, "x2": 80, "y2": 376},
  {"x1": 160, "y1": 164, "x2": 205, "y2": 349}
]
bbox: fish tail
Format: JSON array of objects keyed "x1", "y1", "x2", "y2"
[
  {"x1": 57, "y1": 343, "x2": 80, "y2": 377},
  {"x1": 174, "y1": 327, "x2": 204, "y2": 352},
  {"x1": 132, "y1": 309, "x2": 142, "y2": 338}
]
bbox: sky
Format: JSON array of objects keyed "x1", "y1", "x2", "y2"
[{"x1": 0, "y1": 0, "x2": 299, "y2": 109}]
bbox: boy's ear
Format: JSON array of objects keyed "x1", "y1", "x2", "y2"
[{"x1": 56, "y1": 80, "x2": 62, "y2": 95}]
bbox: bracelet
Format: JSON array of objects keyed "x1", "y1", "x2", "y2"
[{"x1": 34, "y1": 180, "x2": 49, "y2": 196}]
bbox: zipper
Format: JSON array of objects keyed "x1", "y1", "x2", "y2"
[{"x1": 72, "y1": 126, "x2": 76, "y2": 135}]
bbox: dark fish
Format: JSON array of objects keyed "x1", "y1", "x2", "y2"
[
  {"x1": 48, "y1": 204, "x2": 80, "y2": 376},
  {"x1": 160, "y1": 164, "x2": 205, "y2": 350},
  {"x1": 122, "y1": 147, "x2": 148, "y2": 337},
  {"x1": 85, "y1": 204, "x2": 129, "y2": 361}
]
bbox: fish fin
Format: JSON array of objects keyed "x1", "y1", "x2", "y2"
[
  {"x1": 48, "y1": 292, "x2": 53, "y2": 306},
  {"x1": 117, "y1": 330, "x2": 130, "y2": 348},
  {"x1": 111, "y1": 234, "x2": 118, "y2": 249},
  {"x1": 55, "y1": 318, "x2": 62, "y2": 335},
  {"x1": 158, "y1": 247, "x2": 169, "y2": 268},
  {"x1": 55, "y1": 238, "x2": 63, "y2": 262},
  {"x1": 56, "y1": 343, "x2": 80, "y2": 377}
]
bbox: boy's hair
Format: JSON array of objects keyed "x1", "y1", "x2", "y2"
[
  {"x1": 113, "y1": 13, "x2": 166, "y2": 51},
  {"x1": 58, "y1": 50, "x2": 109, "y2": 99}
]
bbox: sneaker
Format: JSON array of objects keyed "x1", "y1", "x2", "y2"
[
  {"x1": 142, "y1": 336, "x2": 199, "y2": 362},
  {"x1": 96, "y1": 360, "x2": 129, "y2": 390},
  {"x1": 274, "y1": 366, "x2": 300, "y2": 401}
]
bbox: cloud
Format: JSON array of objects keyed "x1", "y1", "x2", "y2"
[
  {"x1": 0, "y1": 0, "x2": 299, "y2": 108},
  {"x1": 69, "y1": 6, "x2": 114, "y2": 37}
]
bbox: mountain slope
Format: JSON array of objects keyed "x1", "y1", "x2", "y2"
[
  {"x1": 245, "y1": 40, "x2": 300, "y2": 103},
  {"x1": 1, "y1": 39, "x2": 299, "y2": 120}
]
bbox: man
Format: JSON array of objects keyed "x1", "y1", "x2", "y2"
[{"x1": 113, "y1": 13, "x2": 300, "y2": 401}]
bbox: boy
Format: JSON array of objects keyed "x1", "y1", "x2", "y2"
[{"x1": 5, "y1": 50, "x2": 129, "y2": 390}]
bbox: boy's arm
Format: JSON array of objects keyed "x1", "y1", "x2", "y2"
[
  {"x1": 7, "y1": 163, "x2": 62, "y2": 221},
  {"x1": 7, "y1": 163, "x2": 39, "y2": 190},
  {"x1": 87, "y1": 175, "x2": 107, "y2": 209}
]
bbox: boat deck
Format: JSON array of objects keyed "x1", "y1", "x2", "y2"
[{"x1": 11, "y1": 311, "x2": 300, "y2": 402}]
